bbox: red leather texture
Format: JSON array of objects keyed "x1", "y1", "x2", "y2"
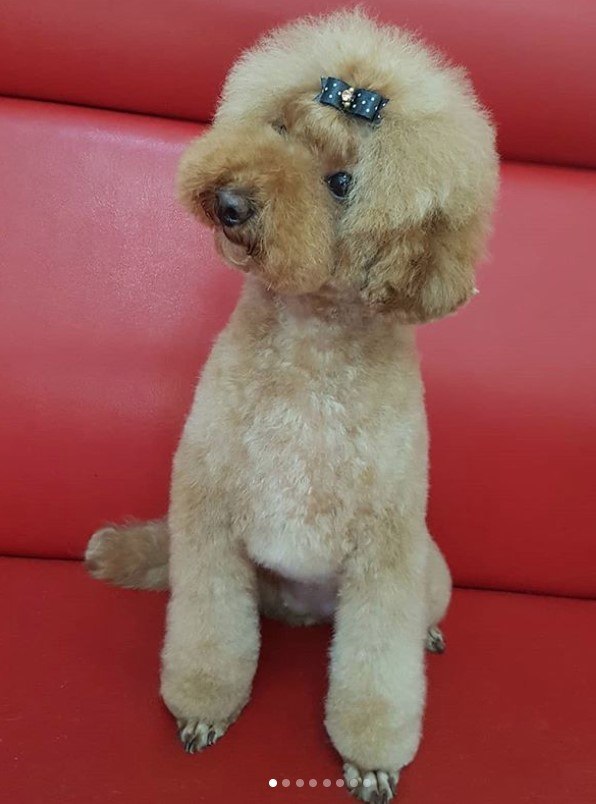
[
  {"x1": 421, "y1": 163, "x2": 596, "y2": 599},
  {"x1": 2, "y1": 558, "x2": 595, "y2": 804},
  {"x1": 1, "y1": 0, "x2": 595, "y2": 168},
  {"x1": 0, "y1": 98, "x2": 241, "y2": 560},
  {"x1": 1, "y1": 98, "x2": 595, "y2": 598}
]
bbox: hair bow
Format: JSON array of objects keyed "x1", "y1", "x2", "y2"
[{"x1": 316, "y1": 77, "x2": 389, "y2": 124}]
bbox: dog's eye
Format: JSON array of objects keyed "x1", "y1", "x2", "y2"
[{"x1": 326, "y1": 172, "x2": 352, "y2": 199}]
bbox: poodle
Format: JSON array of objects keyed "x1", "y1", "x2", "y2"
[{"x1": 85, "y1": 10, "x2": 498, "y2": 801}]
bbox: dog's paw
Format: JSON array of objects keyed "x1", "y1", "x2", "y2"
[
  {"x1": 177, "y1": 717, "x2": 229, "y2": 754},
  {"x1": 343, "y1": 763, "x2": 399, "y2": 803},
  {"x1": 425, "y1": 625, "x2": 446, "y2": 654}
]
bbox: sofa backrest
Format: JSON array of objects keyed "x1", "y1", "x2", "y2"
[
  {"x1": 1, "y1": 1, "x2": 594, "y2": 598},
  {"x1": 2, "y1": 0, "x2": 596, "y2": 168}
]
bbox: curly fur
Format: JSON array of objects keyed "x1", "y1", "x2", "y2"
[{"x1": 85, "y1": 10, "x2": 497, "y2": 800}]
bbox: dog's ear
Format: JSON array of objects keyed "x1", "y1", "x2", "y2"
[
  {"x1": 336, "y1": 63, "x2": 498, "y2": 323},
  {"x1": 355, "y1": 208, "x2": 490, "y2": 322}
]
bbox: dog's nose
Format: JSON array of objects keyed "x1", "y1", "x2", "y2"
[{"x1": 215, "y1": 189, "x2": 253, "y2": 227}]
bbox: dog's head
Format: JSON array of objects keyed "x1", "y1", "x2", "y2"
[{"x1": 178, "y1": 11, "x2": 498, "y2": 322}]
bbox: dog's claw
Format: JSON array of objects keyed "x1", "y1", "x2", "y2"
[
  {"x1": 426, "y1": 625, "x2": 446, "y2": 654},
  {"x1": 344, "y1": 763, "x2": 399, "y2": 803},
  {"x1": 177, "y1": 718, "x2": 227, "y2": 754}
]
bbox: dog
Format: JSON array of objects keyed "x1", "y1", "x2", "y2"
[{"x1": 85, "y1": 10, "x2": 498, "y2": 801}]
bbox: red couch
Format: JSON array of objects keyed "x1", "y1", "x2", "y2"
[{"x1": 1, "y1": 2, "x2": 595, "y2": 802}]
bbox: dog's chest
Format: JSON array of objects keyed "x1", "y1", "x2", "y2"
[
  {"x1": 242, "y1": 381, "x2": 358, "y2": 578},
  {"x1": 235, "y1": 314, "x2": 404, "y2": 581}
]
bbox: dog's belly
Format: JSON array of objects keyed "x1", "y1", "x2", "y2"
[{"x1": 279, "y1": 574, "x2": 338, "y2": 620}]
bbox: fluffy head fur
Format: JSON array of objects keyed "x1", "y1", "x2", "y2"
[{"x1": 178, "y1": 10, "x2": 498, "y2": 321}]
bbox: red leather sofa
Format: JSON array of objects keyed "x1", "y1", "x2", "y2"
[{"x1": 1, "y1": 2, "x2": 595, "y2": 802}]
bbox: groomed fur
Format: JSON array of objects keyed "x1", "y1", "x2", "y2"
[{"x1": 85, "y1": 10, "x2": 497, "y2": 801}]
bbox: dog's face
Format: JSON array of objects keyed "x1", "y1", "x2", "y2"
[{"x1": 178, "y1": 12, "x2": 498, "y2": 322}]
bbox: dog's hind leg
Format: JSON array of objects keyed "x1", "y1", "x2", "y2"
[
  {"x1": 85, "y1": 520, "x2": 170, "y2": 590},
  {"x1": 424, "y1": 537, "x2": 452, "y2": 654}
]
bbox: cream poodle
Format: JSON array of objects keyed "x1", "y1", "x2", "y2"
[{"x1": 85, "y1": 10, "x2": 498, "y2": 801}]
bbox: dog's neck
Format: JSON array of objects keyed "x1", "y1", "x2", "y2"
[{"x1": 236, "y1": 277, "x2": 415, "y2": 352}]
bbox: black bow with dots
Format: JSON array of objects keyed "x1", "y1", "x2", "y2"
[{"x1": 316, "y1": 77, "x2": 389, "y2": 124}]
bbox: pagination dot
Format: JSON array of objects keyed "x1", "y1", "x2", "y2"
[
  {"x1": 282, "y1": 779, "x2": 290, "y2": 787},
  {"x1": 323, "y1": 779, "x2": 331, "y2": 787},
  {"x1": 336, "y1": 778, "x2": 345, "y2": 787},
  {"x1": 296, "y1": 779, "x2": 304, "y2": 787},
  {"x1": 268, "y1": 779, "x2": 277, "y2": 788},
  {"x1": 309, "y1": 779, "x2": 317, "y2": 787}
]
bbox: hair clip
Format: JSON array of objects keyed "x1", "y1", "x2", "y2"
[{"x1": 315, "y1": 77, "x2": 389, "y2": 124}]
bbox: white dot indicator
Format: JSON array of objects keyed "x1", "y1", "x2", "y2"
[
  {"x1": 323, "y1": 779, "x2": 331, "y2": 787},
  {"x1": 269, "y1": 779, "x2": 277, "y2": 788},
  {"x1": 296, "y1": 779, "x2": 304, "y2": 787},
  {"x1": 336, "y1": 779, "x2": 345, "y2": 787},
  {"x1": 282, "y1": 779, "x2": 290, "y2": 787},
  {"x1": 309, "y1": 779, "x2": 317, "y2": 787}
]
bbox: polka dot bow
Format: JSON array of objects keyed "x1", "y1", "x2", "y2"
[{"x1": 316, "y1": 77, "x2": 389, "y2": 124}]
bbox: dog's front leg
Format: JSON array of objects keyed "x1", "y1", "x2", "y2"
[
  {"x1": 326, "y1": 528, "x2": 428, "y2": 801},
  {"x1": 160, "y1": 473, "x2": 260, "y2": 754}
]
